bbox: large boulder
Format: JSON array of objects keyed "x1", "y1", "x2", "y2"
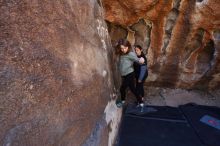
[{"x1": 0, "y1": 0, "x2": 120, "y2": 146}]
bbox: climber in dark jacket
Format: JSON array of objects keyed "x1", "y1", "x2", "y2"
[{"x1": 133, "y1": 45, "x2": 148, "y2": 104}]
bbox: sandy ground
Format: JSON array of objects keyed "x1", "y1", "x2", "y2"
[{"x1": 126, "y1": 87, "x2": 220, "y2": 107}]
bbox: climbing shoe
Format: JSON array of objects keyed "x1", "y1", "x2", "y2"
[{"x1": 116, "y1": 100, "x2": 125, "y2": 108}]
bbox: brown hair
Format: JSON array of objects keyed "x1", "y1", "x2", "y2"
[{"x1": 115, "y1": 39, "x2": 132, "y2": 55}]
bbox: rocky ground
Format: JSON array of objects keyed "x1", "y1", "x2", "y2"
[{"x1": 126, "y1": 86, "x2": 220, "y2": 107}]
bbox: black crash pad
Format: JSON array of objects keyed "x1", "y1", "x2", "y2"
[
  {"x1": 180, "y1": 104, "x2": 220, "y2": 146},
  {"x1": 118, "y1": 115, "x2": 203, "y2": 146},
  {"x1": 118, "y1": 104, "x2": 220, "y2": 146}
]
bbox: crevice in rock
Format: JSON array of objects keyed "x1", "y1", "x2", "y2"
[
  {"x1": 126, "y1": 27, "x2": 135, "y2": 45},
  {"x1": 162, "y1": 7, "x2": 180, "y2": 54},
  {"x1": 183, "y1": 28, "x2": 205, "y2": 62},
  {"x1": 212, "y1": 29, "x2": 220, "y2": 67},
  {"x1": 206, "y1": 29, "x2": 220, "y2": 89},
  {"x1": 193, "y1": 39, "x2": 215, "y2": 89},
  {"x1": 213, "y1": 29, "x2": 220, "y2": 41},
  {"x1": 173, "y1": 0, "x2": 182, "y2": 9},
  {"x1": 161, "y1": 0, "x2": 181, "y2": 54},
  {"x1": 106, "y1": 21, "x2": 128, "y2": 46},
  {"x1": 129, "y1": 19, "x2": 152, "y2": 54},
  {"x1": 196, "y1": 0, "x2": 203, "y2": 2},
  {"x1": 196, "y1": 39, "x2": 215, "y2": 73},
  {"x1": 97, "y1": 0, "x2": 101, "y2": 7}
]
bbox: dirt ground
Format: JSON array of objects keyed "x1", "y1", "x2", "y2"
[{"x1": 126, "y1": 87, "x2": 220, "y2": 107}]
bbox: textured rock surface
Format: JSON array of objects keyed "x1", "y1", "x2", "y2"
[
  {"x1": 103, "y1": 0, "x2": 220, "y2": 89},
  {"x1": 0, "y1": 0, "x2": 120, "y2": 146}
]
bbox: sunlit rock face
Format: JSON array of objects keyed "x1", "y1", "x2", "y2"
[
  {"x1": 103, "y1": 0, "x2": 220, "y2": 89},
  {"x1": 0, "y1": 0, "x2": 120, "y2": 146}
]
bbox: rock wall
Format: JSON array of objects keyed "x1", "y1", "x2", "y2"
[
  {"x1": 103, "y1": 0, "x2": 220, "y2": 89},
  {"x1": 0, "y1": 0, "x2": 120, "y2": 146}
]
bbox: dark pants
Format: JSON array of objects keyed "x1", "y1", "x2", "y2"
[
  {"x1": 120, "y1": 72, "x2": 142, "y2": 103},
  {"x1": 136, "y1": 81, "x2": 144, "y2": 97}
]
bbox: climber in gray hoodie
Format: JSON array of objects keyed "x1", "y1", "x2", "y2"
[{"x1": 115, "y1": 39, "x2": 145, "y2": 107}]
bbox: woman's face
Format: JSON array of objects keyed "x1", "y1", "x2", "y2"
[
  {"x1": 120, "y1": 45, "x2": 128, "y2": 54},
  {"x1": 135, "y1": 47, "x2": 141, "y2": 56}
]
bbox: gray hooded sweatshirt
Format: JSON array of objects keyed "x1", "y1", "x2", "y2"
[{"x1": 119, "y1": 52, "x2": 139, "y2": 76}]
